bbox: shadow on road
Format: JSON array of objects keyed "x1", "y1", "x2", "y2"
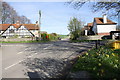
[{"x1": 21, "y1": 40, "x2": 96, "y2": 79}]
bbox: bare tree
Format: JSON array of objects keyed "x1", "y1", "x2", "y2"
[
  {"x1": 0, "y1": 0, "x2": 2, "y2": 24},
  {"x1": 2, "y1": 1, "x2": 32, "y2": 24},
  {"x1": 68, "y1": 0, "x2": 120, "y2": 17}
]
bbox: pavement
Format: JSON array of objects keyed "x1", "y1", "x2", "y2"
[{"x1": 1, "y1": 40, "x2": 96, "y2": 79}]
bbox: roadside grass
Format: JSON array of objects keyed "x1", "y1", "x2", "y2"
[
  {"x1": 71, "y1": 45, "x2": 120, "y2": 79},
  {"x1": 69, "y1": 39, "x2": 110, "y2": 43},
  {"x1": 0, "y1": 40, "x2": 49, "y2": 43}
]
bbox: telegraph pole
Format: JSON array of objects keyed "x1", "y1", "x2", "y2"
[{"x1": 39, "y1": 10, "x2": 41, "y2": 39}]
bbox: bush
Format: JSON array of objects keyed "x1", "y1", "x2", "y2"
[
  {"x1": 41, "y1": 33, "x2": 58, "y2": 41},
  {"x1": 72, "y1": 46, "x2": 120, "y2": 79}
]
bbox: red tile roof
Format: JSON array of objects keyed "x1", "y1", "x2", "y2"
[
  {"x1": 87, "y1": 23, "x2": 93, "y2": 27},
  {"x1": 23, "y1": 24, "x2": 39, "y2": 30},
  {"x1": 0, "y1": 24, "x2": 39, "y2": 31},
  {"x1": 94, "y1": 17, "x2": 117, "y2": 24},
  {"x1": 0, "y1": 24, "x2": 11, "y2": 30}
]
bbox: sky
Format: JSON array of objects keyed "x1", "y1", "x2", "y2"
[{"x1": 3, "y1": 0, "x2": 118, "y2": 35}]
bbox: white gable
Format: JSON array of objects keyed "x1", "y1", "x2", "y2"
[{"x1": 2, "y1": 25, "x2": 33, "y2": 37}]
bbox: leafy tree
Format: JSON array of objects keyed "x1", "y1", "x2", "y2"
[{"x1": 67, "y1": 17, "x2": 83, "y2": 40}]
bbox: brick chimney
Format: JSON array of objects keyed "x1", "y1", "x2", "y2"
[
  {"x1": 103, "y1": 14, "x2": 107, "y2": 23},
  {"x1": 16, "y1": 21, "x2": 20, "y2": 25}
]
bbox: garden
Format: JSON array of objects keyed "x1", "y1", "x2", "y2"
[{"x1": 71, "y1": 43, "x2": 120, "y2": 79}]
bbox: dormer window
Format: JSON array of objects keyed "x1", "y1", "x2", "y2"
[{"x1": 9, "y1": 29, "x2": 14, "y2": 33}]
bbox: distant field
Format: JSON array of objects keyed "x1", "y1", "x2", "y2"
[{"x1": 58, "y1": 35, "x2": 68, "y2": 39}]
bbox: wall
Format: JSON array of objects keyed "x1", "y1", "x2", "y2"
[
  {"x1": 97, "y1": 25, "x2": 116, "y2": 34},
  {"x1": 0, "y1": 38, "x2": 33, "y2": 42},
  {"x1": 78, "y1": 35, "x2": 104, "y2": 40},
  {"x1": 92, "y1": 21, "x2": 97, "y2": 34}
]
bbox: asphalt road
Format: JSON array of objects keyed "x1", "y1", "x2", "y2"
[{"x1": 1, "y1": 40, "x2": 95, "y2": 79}]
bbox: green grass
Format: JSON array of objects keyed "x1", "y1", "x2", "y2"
[
  {"x1": 71, "y1": 45, "x2": 120, "y2": 79},
  {"x1": 58, "y1": 35, "x2": 68, "y2": 39},
  {"x1": 0, "y1": 40, "x2": 49, "y2": 43}
]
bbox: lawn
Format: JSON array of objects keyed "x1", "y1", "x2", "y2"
[{"x1": 71, "y1": 45, "x2": 120, "y2": 79}]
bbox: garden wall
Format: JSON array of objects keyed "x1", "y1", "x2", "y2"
[
  {"x1": 78, "y1": 35, "x2": 104, "y2": 40},
  {"x1": 0, "y1": 38, "x2": 33, "y2": 42}
]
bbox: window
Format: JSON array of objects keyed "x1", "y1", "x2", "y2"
[{"x1": 9, "y1": 29, "x2": 14, "y2": 33}]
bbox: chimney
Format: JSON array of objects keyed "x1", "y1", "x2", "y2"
[
  {"x1": 103, "y1": 14, "x2": 107, "y2": 23},
  {"x1": 36, "y1": 21, "x2": 39, "y2": 26},
  {"x1": 16, "y1": 21, "x2": 20, "y2": 25}
]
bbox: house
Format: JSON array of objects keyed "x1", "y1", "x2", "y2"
[
  {"x1": 92, "y1": 14, "x2": 117, "y2": 35},
  {"x1": 0, "y1": 22, "x2": 40, "y2": 38},
  {"x1": 82, "y1": 23, "x2": 94, "y2": 36}
]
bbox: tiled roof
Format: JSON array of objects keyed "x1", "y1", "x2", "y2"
[
  {"x1": 23, "y1": 24, "x2": 39, "y2": 30},
  {"x1": 0, "y1": 24, "x2": 39, "y2": 31},
  {"x1": 94, "y1": 17, "x2": 117, "y2": 24},
  {"x1": 0, "y1": 24, "x2": 11, "y2": 30},
  {"x1": 87, "y1": 23, "x2": 93, "y2": 27}
]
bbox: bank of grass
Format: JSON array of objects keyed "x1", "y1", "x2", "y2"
[
  {"x1": 71, "y1": 45, "x2": 120, "y2": 79},
  {"x1": 0, "y1": 40, "x2": 49, "y2": 43}
]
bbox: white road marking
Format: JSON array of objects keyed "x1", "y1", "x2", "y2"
[
  {"x1": 17, "y1": 51, "x2": 23, "y2": 54},
  {"x1": 43, "y1": 44, "x2": 53, "y2": 50},
  {"x1": 5, "y1": 59, "x2": 24, "y2": 70},
  {"x1": 35, "y1": 53, "x2": 38, "y2": 54},
  {"x1": 17, "y1": 48, "x2": 31, "y2": 54},
  {"x1": 48, "y1": 52, "x2": 52, "y2": 53},
  {"x1": 5, "y1": 53, "x2": 38, "y2": 70},
  {"x1": 1, "y1": 45, "x2": 25, "y2": 47}
]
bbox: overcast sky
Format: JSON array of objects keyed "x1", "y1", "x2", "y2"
[{"x1": 4, "y1": 0, "x2": 117, "y2": 35}]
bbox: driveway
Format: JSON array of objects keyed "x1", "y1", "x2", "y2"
[{"x1": 2, "y1": 40, "x2": 95, "y2": 79}]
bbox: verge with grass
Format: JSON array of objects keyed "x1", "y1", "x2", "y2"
[
  {"x1": 0, "y1": 40, "x2": 49, "y2": 43},
  {"x1": 71, "y1": 45, "x2": 120, "y2": 79}
]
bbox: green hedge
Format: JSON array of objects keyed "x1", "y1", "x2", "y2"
[{"x1": 41, "y1": 33, "x2": 58, "y2": 41}]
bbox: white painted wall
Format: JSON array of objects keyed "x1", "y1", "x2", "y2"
[
  {"x1": 92, "y1": 21, "x2": 97, "y2": 34},
  {"x1": 2, "y1": 25, "x2": 33, "y2": 37},
  {"x1": 30, "y1": 30, "x2": 39, "y2": 37},
  {"x1": 97, "y1": 25, "x2": 116, "y2": 33}
]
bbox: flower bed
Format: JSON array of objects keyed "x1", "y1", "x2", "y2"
[{"x1": 71, "y1": 46, "x2": 120, "y2": 79}]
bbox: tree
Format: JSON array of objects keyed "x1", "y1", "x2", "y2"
[
  {"x1": 67, "y1": 17, "x2": 84, "y2": 40},
  {"x1": 2, "y1": 1, "x2": 32, "y2": 24},
  {"x1": 0, "y1": 1, "x2": 2, "y2": 24},
  {"x1": 68, "y1": 0, "x2": 120, "y2": 18}
]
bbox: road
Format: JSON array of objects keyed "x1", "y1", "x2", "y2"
[{"x1": 1, "y1": 40, "x2": 95, "y2": 79}]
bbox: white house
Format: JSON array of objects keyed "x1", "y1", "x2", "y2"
[
  {"x1": 92, "y1": 14, "x2": 117, "y2": 35},
  {"x1": 0, "y1": 22, "x2": 40, "y2": 38}
]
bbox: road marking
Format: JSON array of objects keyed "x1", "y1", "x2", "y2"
[
  {"x1": 43, "y1": 44, "x2": 53, "y2": 50},
  {"x1": 1, "y1": 45, "x2": 25, "y2": 47},
  {"x1": 5, "y1": 59, "x2": 24, "y2": 70},
  {"x1": 17, "y1": 48, "x2": 31, "y2": 54},
  {"x1": 48, "y1": 52, "x2": 52, "y2": 53},
  {"x1": 5, "y1": 53, "x2": 38, "y2": 70},
  {"x1": 17, "y1": 51, "x2": 23, "y2": 54}
]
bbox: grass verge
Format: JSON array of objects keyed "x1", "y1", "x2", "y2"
[
  {"x1": 71, "y1": 45, "x2": 120, "y2": 79},
  {"x1": 0, "y1": 40, "x2": 49, "y2": 43}
]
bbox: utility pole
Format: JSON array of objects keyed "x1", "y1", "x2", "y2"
[{"x1": 39, "y1": 10, "x2": 41, "y2": 39}]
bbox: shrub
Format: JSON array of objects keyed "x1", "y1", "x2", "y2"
[{"x1": 72, "y1": 46, "x2": 120, "y2": 79}]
